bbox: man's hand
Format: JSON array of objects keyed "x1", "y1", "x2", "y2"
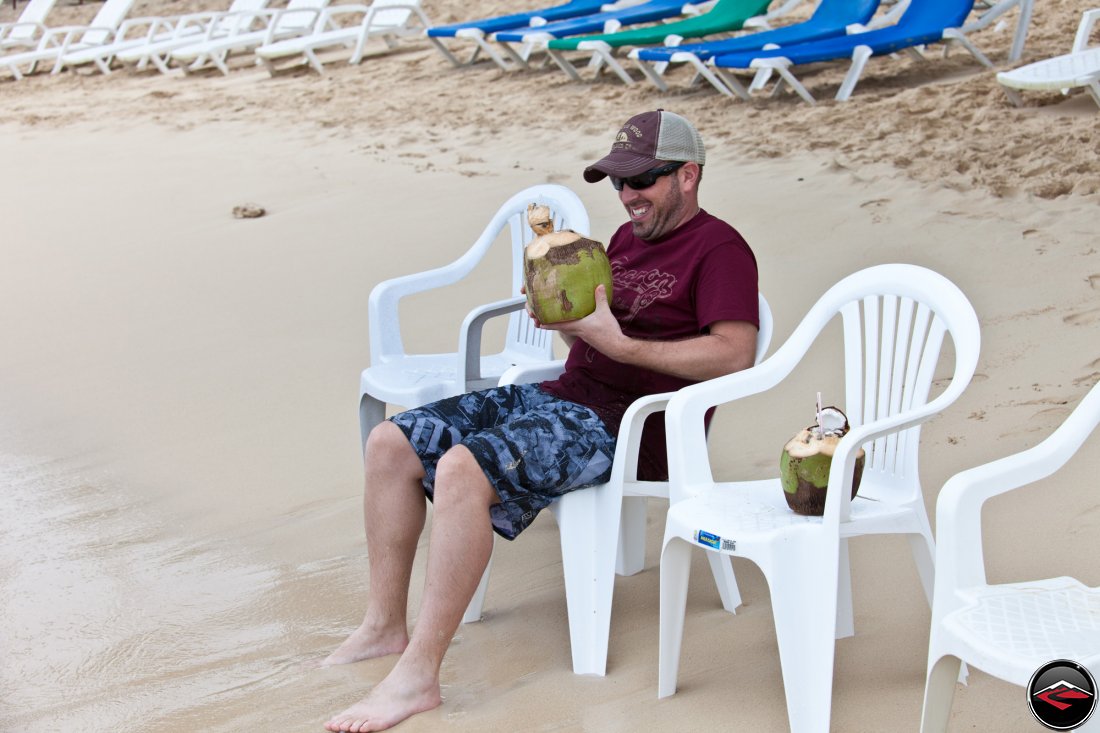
[{"x1": 540, "y1": 284, "x2": 624, "y2": 357}]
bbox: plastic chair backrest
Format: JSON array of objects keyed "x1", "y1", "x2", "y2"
[
  {"x1": 832, "y1": 266, "x2": 979, "y2": 504},
  {"x1": 500, "y1": 187, "x2": 590, "y2": 361}
]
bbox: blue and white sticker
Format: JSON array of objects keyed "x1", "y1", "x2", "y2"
[
  {"x1": 694, "y1": 530, "x2": 720, "y2": 549},
  {"x1": 693, "y1": 530, "x2": 735, "y2": 551}
]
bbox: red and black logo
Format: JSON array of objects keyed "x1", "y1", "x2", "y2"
[{"x1": 1028, "y1": 659, "x2": 1097, "y2": 730}]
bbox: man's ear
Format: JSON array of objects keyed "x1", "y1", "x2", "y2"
[{"x1": 679, "y1": 162, "x2": 701, "y2": 191}]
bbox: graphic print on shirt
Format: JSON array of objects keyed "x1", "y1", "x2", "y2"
[{"x1": 584, "y1": 255, "x2": 678, "y2": 363}]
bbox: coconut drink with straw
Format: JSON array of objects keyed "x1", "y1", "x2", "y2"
[
  {"x1": 779, "y1": 395, "x2": 864, "y2": 516},
  {"x1": 523, "y1": 204, "x2": 613, "y2": 324}
]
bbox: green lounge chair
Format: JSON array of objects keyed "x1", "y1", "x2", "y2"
[{"x1": 544, "y1": 0, "x2": 790, "y2": 83}]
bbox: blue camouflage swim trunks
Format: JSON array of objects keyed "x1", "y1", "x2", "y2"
[{"x1": 389, "y1": 383, "x2": 617, "y2": 540}]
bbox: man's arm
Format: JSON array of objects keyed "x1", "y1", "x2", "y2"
[{"x1": 544, "y1": 284, "x2": 757, "y2": 381}]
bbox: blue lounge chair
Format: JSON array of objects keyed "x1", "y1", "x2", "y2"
[
  {"x1": 489, "y1": 0, "x2": 697, "y2": 71},
  {"x1": 427, "y1": 0, "x2": 609, "y2": 67},
  {"x1": 708, "y1": 0, "x2": 1030, "y2": 103},
  {"x1": 631, "y1": 0, "x2": 884, "y2": 93}
]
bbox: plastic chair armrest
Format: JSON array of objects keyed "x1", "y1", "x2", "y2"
[
  {"x1": 610, "y1": 391, "x2": 675, "y2": 485},
  {"x1": 935, "y1": 382, "x2": 1100, "y2": 591},
  {"x1": 367, "y1": 263, "x2": 481, "y2": 360},
  {"x1": 499, "y1": 360, "x2": 566, "y2": 386},
  {"x1": 1073, "y1": 8, "x2": 1100, "y2": 53},
  {"x1": 457, "y1": 296, "x2": 529, "y2": 388}
]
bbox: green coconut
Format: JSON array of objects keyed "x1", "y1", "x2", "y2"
[
  {"x1": 523, "y1": 204, "x2": 613, "y2": 324},
  {"x1": 779, "y1": 406, "x2": 864, "y2": 516}
]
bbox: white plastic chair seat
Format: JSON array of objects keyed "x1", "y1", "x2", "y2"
[
  {"x1": 665, "y1": 477, "x2": 925, "y2": 542},
  {"x1": 941, "y1": 578, "x2": 1100, "y2": 680},
  {"x1": 360, "y1": 352, "x2": 534, "y2": 408}
]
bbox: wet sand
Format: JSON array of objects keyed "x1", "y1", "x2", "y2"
[{"x1": 1, "y1": 0, "x2": 1099, "y2": 730}]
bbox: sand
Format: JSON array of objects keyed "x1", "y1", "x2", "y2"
[{"x1": 0, "y1": 0, "x2": 1098, "y2": 730}]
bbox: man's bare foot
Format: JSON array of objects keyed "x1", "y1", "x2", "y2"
[
  {"x1": 323, "y1": 667, "x2": 441, "y2": 732},
  {"x1": 319, "y1": 622, "x2": 408, "y2": 667}
]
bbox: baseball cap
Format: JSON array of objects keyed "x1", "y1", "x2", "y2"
[{"x1": 583, "y1": 109, "x2": 706, "y2": 183}]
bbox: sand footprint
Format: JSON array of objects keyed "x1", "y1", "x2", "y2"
[
  {"x1": 859, "y1": 198, "x2": 891, "y2": 224},
  {"x1": 1063, "y1": 306, "x2": 1100, "y2": 326}
]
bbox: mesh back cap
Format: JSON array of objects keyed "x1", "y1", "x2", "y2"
[{"x1": 584, "y1": 109, "x2": 705, "y2": 183}]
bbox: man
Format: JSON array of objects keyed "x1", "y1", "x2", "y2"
[{"x1": 323, "y1": 109, "x2": 759, "y2": 733}]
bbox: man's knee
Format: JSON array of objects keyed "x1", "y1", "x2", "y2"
[
  {"x1": 434, "y1": 446, "x2": 498, "y2": 508},
  {"x1": 365, "y1": 421, "x2": 421, "y2": 475}
]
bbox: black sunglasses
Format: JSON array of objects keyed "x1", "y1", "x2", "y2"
[{"x1": 610, "y1": 161, "x2": 685, "y2": 191}]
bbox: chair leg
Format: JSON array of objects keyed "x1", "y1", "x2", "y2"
[
  {"x1": 909, "y1": 524, "x2": 936, "y2": 608},
  {"x1": 616, "y1": 496, "x2": 647, "y2": 576},
  {"x1": 768, "y1": 546, "x2": 839, "y2": 733},
  {"x1": 463, "y1": 540, "x2": 493, "y2": 623},
  {"x1": 359, "y1": 395, "x2": 386, "y2": 448},
  {"x1": 836, "y1": 45, "x2": 872, "y2": 101},
  {"x1": 919, "y1": 654, "x2": 961, "y2": 733},
  {"x1": 706, "y1": 552, "x2": 741, "y2": 613},
  {"x1": 836, "y1": 539, "x2": 854, "y2": 639},
  {"x1": 553, "y1": 486, "x2": 619, "y2": 676},
  {"x1": 657, "y1": 537, "x2": 694, "y2": 698}
]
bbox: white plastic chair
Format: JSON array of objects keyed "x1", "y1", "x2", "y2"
[
  {"x1": 920, "y1": 379, "x2": 1100, "y2": 733},
  {"x1": 358, "y1": 184, "x2": 589, "y2": 446},
  {"x1": 255, "y1": 0, "x2": 433, "y2": 76},
  {"x1": 657, "y1": 264, "x2": 981, "y2": 733},
  {"x1": 997, "y1": 7, "x2": 1100, "y2": 109},
  {"x1": 463, "y1": 293, "x2": 774, "y2": 677}
]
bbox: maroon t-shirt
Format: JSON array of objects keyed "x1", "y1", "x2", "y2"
[{"x1": 540, "y1": 208, "x2": 759, "y2": 481}]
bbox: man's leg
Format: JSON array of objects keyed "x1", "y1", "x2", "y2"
[
  {"x1": 324, "y1": 444, "x2": 497, "y2": 733},
  {"x1": 321, "y1": 421, "x2": 428, "y2": 666}
]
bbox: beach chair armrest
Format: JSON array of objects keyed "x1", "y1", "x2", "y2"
[
  {"x1": 499, "y1": 360, "x2": 567, "y2": 386},
  {"x1": 0, "y1": 20, "x2": 48, "y2": 40},
  {"x1": 962, "y1": 0, "x2": 1027, "y2": 33},
  {"x1": 457, "y1": 296, "x2": 529, "y2": 387}
]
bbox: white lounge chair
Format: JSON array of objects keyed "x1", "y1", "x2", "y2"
[
  {"x1": 0, "y1": 0, "x2": 56, "y2": 52},
  {"x1": 0, "y1": 0, "x2": 135, "y2": 80},
  {"x1": 920, "y1": 379, "x2": 1100, "y2": 733},
  {"x1": 56, "y1": 0, "x2": 271, "y2": 75},
  {"x1": 997, "y1": 7, "x2": 1100, "y2": 109},
  {"x1": 169, "y1": 0, "x2": 329, "y2": 75},
  {"x1": 255, "y1": 0, "x2": 432, "y2": 75},
  {"x1": 112, "y1": 0, "x2": 271, "y2": 73}
]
